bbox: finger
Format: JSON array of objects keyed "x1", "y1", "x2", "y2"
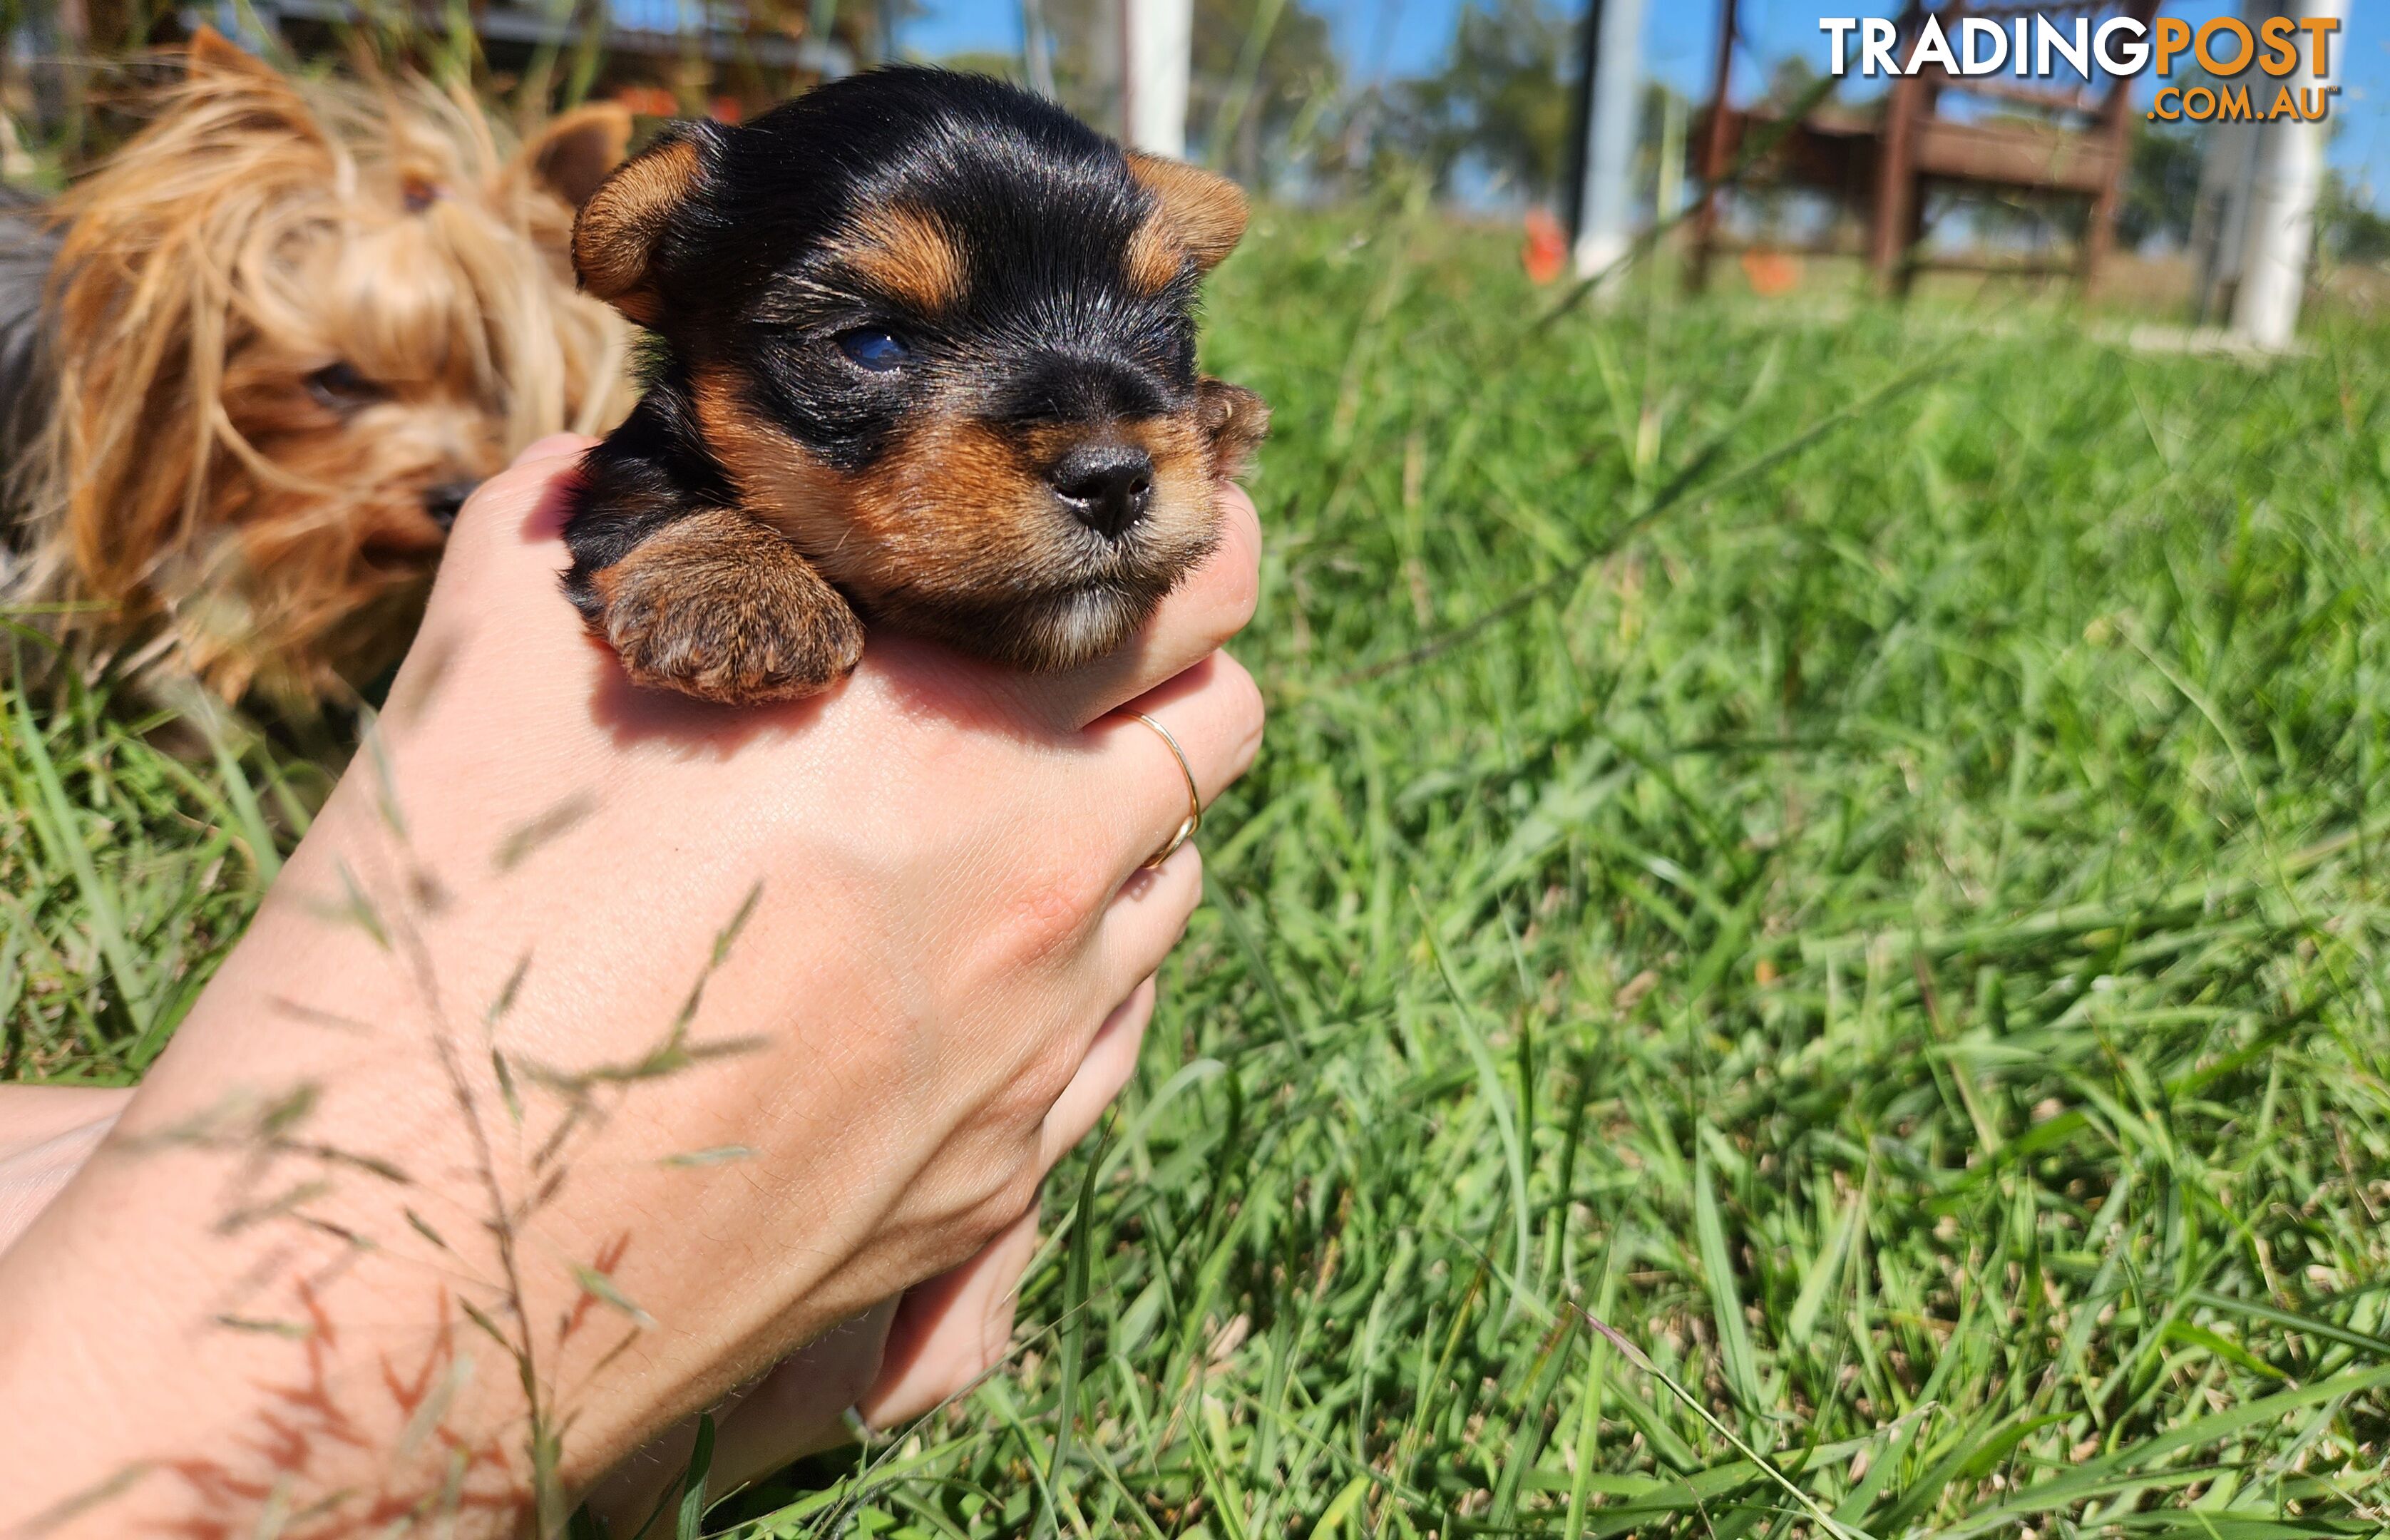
[
  {"x1": 440, "y1": 438, "x2": 590, "y2": 566},
  {"x1": 1021, "y1": 483, "x2": 1262, "y2": 732},
  {"x1": 1041, "y1": 976, "x2": 1156, "y2": 1169},
  {"x1": 395, "y1": 450, "x2": 597, "y2": 722},
  {"x1": 513, "y1": 431, "x2": 600, "y2": 468},
  {"x1": 708, "y1": 1299, "x2": 898, "y2": 1481},
  {"x1": 1086, "y1": 650, "x2": 1264, "y2": 883},
  {"x1": 1093, "y1": 836, "x2": 1201, "y2": 1004},
  {"x1": 858, "y1": 1202, "x2": 1041, "y2": 1428},
  {"x1": 583, "y1": 1300, "x2": 897, "y2": 1530}
]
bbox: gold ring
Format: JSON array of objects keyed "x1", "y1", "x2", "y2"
[{"x1": 1132, "y1": 712, "x2": 1202, "y2": 870}]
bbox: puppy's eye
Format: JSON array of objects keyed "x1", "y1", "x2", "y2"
[
  {"x1": 835, "y1": 329, "x2": 910, "y2": 372},
  {"x1": 308, "y1": 361, "x2": 386, "y2": 410}
]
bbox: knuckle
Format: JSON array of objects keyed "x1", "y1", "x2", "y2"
[
  {"x1": 994, "y1": 1034, "x2": 1079, "y2": 1128},
  {"x1": 914, "y1": 1226, "x2": 985, "y2": 1287},
  {"x1": 998, "y1": 1159, "x2": 1045, "y2": 1220},
  {"x1": 967, "y1": 1162, "x2": 1042, "y2": 1244},
  {"x1": 994, "y1": 856, "x2": 1108, "y2": 967},
  {"x1": 1025, "y1": 1032, "x2": 1084, "y2": 1107}
]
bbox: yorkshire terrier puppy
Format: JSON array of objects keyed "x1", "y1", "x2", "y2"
[
  {"x1": 562, "y1": 67, "x2": 1268, "y2": 704},
  {"x1": 0, "y1": 30, "x2": 640, "y2": 704}
]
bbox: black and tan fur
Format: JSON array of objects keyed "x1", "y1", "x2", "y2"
[{"x1": 562, "y1": 67, "x2": 1268, "y2": 704}]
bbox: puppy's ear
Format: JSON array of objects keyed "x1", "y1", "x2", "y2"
[
  {"x1": 1127, "y1": 153, "x2": 1248, "y2": 276},
  {"x1": 1198, "y1": 377, "x2": 1271, "y2": 482},
  {"x1": 185, "y1": 25, "x2": 280, "y2": 82},
  {"x1": 178, "y1": 26, "x2": 323, "y2": 144},
  {"x1": 518, "y1": 102, "x2": 635, "y2": 211},
  {"x1": 573, "y1": 121, "x2": 719, "y2": 326}
]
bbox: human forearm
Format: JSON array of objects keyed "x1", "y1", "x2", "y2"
[
  {"x1": 0, "y1": 784, "x2": 736, "y2": 1531},
  {"x1": 0, "y1": 443, "x2": 1262, "y2": 1538},
  {"x1": 0, "y1": 741, "x2": 1007, "y2": 1529}
]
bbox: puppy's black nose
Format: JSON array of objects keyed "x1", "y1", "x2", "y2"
[
  {"x1": 1050, "y1": 445, "x2": 1154, "y2": 540},
  {"x1": 424, "y1": 481, "x2": 479, "y2": 531}
]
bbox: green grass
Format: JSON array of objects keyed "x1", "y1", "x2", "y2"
[{"x1": 10, "y1": 215, "x2": 2390, "y2": 1537}]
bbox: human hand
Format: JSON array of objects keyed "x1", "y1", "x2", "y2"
[
  {"x1": 0, "y1": 436, "x2": 1263, "y2": 1536},
  {"x1": 588, "y1": 984, "x2": 1144, "y2": 1522}
]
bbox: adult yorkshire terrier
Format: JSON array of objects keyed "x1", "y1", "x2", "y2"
[
  {"x1": 0, "y1": 30, "x2": 640, "y2": 704},
  {"x1": 563, "y1": 67, "x2": 1268, "y2": 704}
]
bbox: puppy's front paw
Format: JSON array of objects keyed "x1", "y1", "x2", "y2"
[{"x1": 590, "y1": 510, "x2": 863, "y2": 704}]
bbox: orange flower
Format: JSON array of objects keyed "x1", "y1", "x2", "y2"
[
  {"x1": 1522, "y1": 207, "x2": 1567, "y2": 285},
  {"x1": 1741, "y1": 248, "x2": 1802, "y2": 297}
]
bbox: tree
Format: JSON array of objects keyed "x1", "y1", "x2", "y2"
[
  {"x1": 1385, "y1": 0, "x2": 1573, "y2": 204},
  {"x1": 2319, "y1": 170, "x2": 2390, "y2": 267},
  {"x1": 1024, "y1": 0, "x2": 1338, "y2": 188},
  {"x1": 1187, "y1": 0, "x2": 1340, "y2": 185},
  {"x1": 2118, "y1": 115, "x2": 2202, "y2": 252}
]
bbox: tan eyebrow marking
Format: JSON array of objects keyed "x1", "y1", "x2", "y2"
[{"x1": 831, "y1": 205, "x2": 967, "y2": 312}]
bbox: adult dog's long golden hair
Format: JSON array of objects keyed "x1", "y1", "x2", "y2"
[{"x1": 5, "y1": 31, "x2": 639, "y2": 703}]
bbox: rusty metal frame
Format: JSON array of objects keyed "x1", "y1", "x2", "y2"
[{"x1": 1694, "y1": 0, "x2": 2163, "y2": 297}]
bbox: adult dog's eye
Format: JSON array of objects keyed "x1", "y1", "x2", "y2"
[
  {"x1": 836, "y1": 329, "x2": 910, "y2": 372},
  {"x1": 308, "y1": 361, "x2": 385, "y2": 410}
]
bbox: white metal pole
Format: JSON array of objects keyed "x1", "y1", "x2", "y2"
[
  {"x1": 1656, "y1": 87, "x2": 1686, "y2": 226},
  {"x1": 1122, "y1": 0, "x2": 1194, "y2": 159},
  {"x1": 2188, "y1": 117, "x2": 2257, "y2": 325},
  {"x1": 2231, "y1": 0, "x2": 2348, "y2": 349},
  {"x1": 1022, "y1": 0, "x2": 1058, "y2": 101},
  {"x1": 1571, "y1": 0, "x2": 1651, "y2": 284}
]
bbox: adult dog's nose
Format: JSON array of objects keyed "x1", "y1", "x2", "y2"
[
  {"x1": 1049, "y1": 444, "x2": 1154, "y2": 540},
  {"x1": 424, "y1": 480, "x2": 479, "y2": 530}
]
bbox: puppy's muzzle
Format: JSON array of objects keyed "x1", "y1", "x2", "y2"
[{"x1": 1049, "y1": 443, "x2": 1154, "y2": 540}]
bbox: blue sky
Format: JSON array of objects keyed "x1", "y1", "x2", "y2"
[{"x1": 898, "y1": 2, "x2": 2387, "y2": 197}]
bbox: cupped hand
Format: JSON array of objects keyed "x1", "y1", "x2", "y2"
[{"x1": 0, "y1": 437, "x2": 1263, "y2": 1537}]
